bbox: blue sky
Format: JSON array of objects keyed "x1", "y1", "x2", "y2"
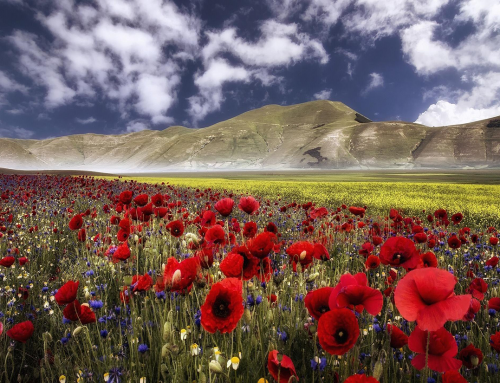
[{"x1": 0, "y1": 0, "x2": 498, "y2": 139}]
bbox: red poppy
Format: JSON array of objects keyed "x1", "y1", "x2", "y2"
[
  {"x1": 329, "y1": 273, "x2": 383, "y2": 316},
  {"x1": 0, "y1": 256, "x2": 15, "y2": 268},
  {"x1": 264, "y1": 221, "x2": 278, "y2": 234},
  {"x1": 490, "y1": 237, "x2": 499, "y2": 246},
  {"x1": 491, "y1": 331, "x2": 500, "y2": 352},
  {"x1": 163, "y1": 256, "x2": 201, "y2": 293},
  {"x1": 220, "y1": 245, "x2": 259, "y2": 280},
  {"x1": 110, "y1": 215, "x2": 120, "y2": 225},
  {"x1": 349, "y1": 206, "x2": 365, "y2": 216},
  {"x1": 18, "y1": 257, "x2": 28, "y2": 266},
  {"x1": 379, "y1": 237, "x2": 419, "y2": 270},
  {"x1": 77, "y1": 228, "x2": 86, "y2": 242},
  {"x1": 312, "y1": 243, "x2": 330, "y2": 261},
  {"x1": 467, "y1": 278, "x2": 488, "y2": 300},
  {"x1": 247, "y1": 232, "x2": 276, "y2": 259},
  {"x1": 63, "y1": 299, "x2": 82, "y2": 321},
  {"x1": 238, "y1": 196, "x2": 260, "y2": 214},
  {"x1": 394, "y1": 268, "x2": 471, "y2": 331},
  {"x1": 166, "y1": 220, "x2": 184, "y2": 237},
  {"x1": 117, "y1": 229, "x2": 129, "y2": 242},
  {"x1": 317, "y1": 308, "x2": 359, "y2": 355},
  {"x1": 69, "y1": 214, "x2": 83, "y2": 230},
  {"x1": 151, "y1": 193, "x2": 163, "y2": 206},
  {"x1": 486, "y1": 256, "x2": 499, "y2": 267},
  {"x1": 205, "y1": 224, "x2": 226, "y2": 246},
  {"x1": 79, "y1": 304, "x2": 96, "y2": 324},
  {"x1": 459, "y1": 344, "x2": 483, "y2": 369},
  {"x1": 441, "y1": 371, "x2": 467, "y2": 383},
  {"x1": 133, "y1": 194, "x2": 149, "y2": 206},
  {"x1": 344, "y1": 375, "x2": 379, "y2": 383},
  {"x1": 462, "y1": 297, "x2": 481, "y2": 321},
  {"x1": 54, "y1": 280, "x2": 79, "y2": 305},
  {"x1": 365, "y1": 255, "x2": 380, "y2": 270},
  {"x1": 196, "y1": 247, "x2": 214, "y2": 269},
  {"x1": 119, "y1": 218, "x2": 131, "y2": 232},
  {"x1": 418, "y1": 251, "x2": 438, "y2": 268},
  {"x1": 201, "y1": 210, "x2": 216, "y2": 227},
  {"x1": 214, "y1": 198, "x2": 234, "y2": 216},
  {"x1": 451, "y1": 213, "x2": 463, "y2": 225},
  {"x1": 304, "y1": 287, "x2": 334, "y2": 320},
  {"x1": 408, "y1": 326, "x2": 461, "y2": 372},
  {"x1": 359, "y1": 242, "x2": 373, "y2": 257},
  {"x1": 132, "y1": 273, "x2": 153, "y2": 292},
  {"x1": 6, "y1": 320, "x2": 35, "y2": 343},
  {"x1": 119, "y1": 190, "x2": 133, "y2": 204},
  {"x1": 447, "y1": 235, "x2": 461, "y2": 249},
  {"x1": 489, "y1": 297, "x2": 500, "y2": 311},
  {"x1": 286, "y1": 241, "x2": 315, "y2": 271},
  {"x1": 200, "y1": 278, "x2": 244, "y2": 334},
  {"x1": 386, "y1": 324, "x2": 408, "y2": 348},
  {"x1": 112, "y1": 243, "x2": 131, "y2": 263},
  {"x1": 243, "y1": 221, "x2": 258, "y2": 238},
  {"x1": 267, "y1": 350, "x2": 298, "y2": 383},
  {"x1": 414, "y1": 232, "x2": 428, "y2": 244}
]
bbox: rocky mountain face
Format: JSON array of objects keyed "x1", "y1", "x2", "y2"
[{"x1": 1, "y1": 100, "x2": 499, "y2": 172}]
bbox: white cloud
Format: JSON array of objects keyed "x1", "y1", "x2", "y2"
[
  {"x1": 8, "y1": 0, "x2": 202, "y2": 123},
  {"x1": 415, "y1": 100, "x2": 500, "y2": 126},
  {"x1": 189, "y1": 19, "x2": 328, "y2": 123},
  {"x1": 0, "y1": 70, "x2": 28, "y2": 94},
  {"x1": 6, "y1": 108, "x2": 23, "y2": 115},
  {"x1": 125, "y1": 121, "x2": 150, "y2": 133},
  {"x1": 188, "y1": 59, "x2": 251, "y2": 124},
  {"x1": 203, "y1": 20, "x2": 328, "y2": 67},
  {"x1": 313, "y1": 89, "x2": 332, "y2": 100},
  {"x1": 363, "y1": 73, "x2": 384, "y2": 94},
  {"x1": 416, "y1": 72, "x2": 500, "y2": 126},
  {"x1": 75, "y1": 117, "x2": 97, "y2": 124}
]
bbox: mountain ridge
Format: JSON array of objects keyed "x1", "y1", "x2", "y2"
[{"x1": 1, "y1": 100, "x2": 500, "y2": 172}]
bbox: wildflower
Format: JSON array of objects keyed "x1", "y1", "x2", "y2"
[
  {"x1": 408, "y1": 326, "x2": 461, "y2": 372},
  {"x1": 395, "y1": 268, "x2": 471, "y2": 331},
  {"x1": 228, "y1": 356, "x2": 240, "y2": 370},
  {"x1": 201, "y1": 278, "x2": 244, "y2": 334},
  {"x1": 180, "y1": 329, "x2": 187, "y2": 341},
  {"x1": 317, "y1": 308, "x2": 359, "y2": 355},
  {"x1": 190, "y1": 343, "x2": 201, "y2": 356},
  {"x1": 59, "y1": 376, "x2": 66, "y2": 383},
  {"x1": 267, "y1": 350, "x2": 298, "y2": 383},
  {"x1": 138, "y1": 344, "x2": 149, "y2": 354}
]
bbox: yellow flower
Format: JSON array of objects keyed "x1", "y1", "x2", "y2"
[
  {"x1": 257, "y1": 379, "x2": 269, "y2": 383},
  {"x1": 103, "y1": 372, "x2": 109, "y2": 382},
  {"x1": 139, "y1": 378, "x2": 147, "y2": 383},
  {"x1": 59, "y1": 376, "x2": 66, "y2": 383},
  {"x1": 190, "y1": 343, "x2": 200, "y2": 356}
]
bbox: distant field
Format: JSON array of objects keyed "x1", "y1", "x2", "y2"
[
  {"x1": 107, "y1": 171, "x2": 500, "y2": 224},
  {"x1": 121, "y1": 169, "x2": 500, "y2": 184}
]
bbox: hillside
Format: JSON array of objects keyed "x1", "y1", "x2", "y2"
[{"x1": 1, "y1": 100, "x2": 499, "y2": 171}]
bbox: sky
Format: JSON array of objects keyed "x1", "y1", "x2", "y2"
[{"x1": 0, "y1": 0, "x2": 499, "y2": 140}]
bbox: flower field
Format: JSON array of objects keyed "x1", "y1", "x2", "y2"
[{"x1": 1, "y1": 174, "x2": 500, "y2": 383}]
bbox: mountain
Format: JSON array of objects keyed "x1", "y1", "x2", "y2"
[{"x1": 1, "y1": 100, "x2": 500, "y2": 172}]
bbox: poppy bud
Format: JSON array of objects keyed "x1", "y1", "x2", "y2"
[
  {"x1": 306, "y1": 273, "x2": 319, "y2": 283},
  {"x1": 243, "y1": 308, "x2": 252, "y2": 324},
  {"x1": 209, "y1": 360, "x2": 223, "y2": 374},
  {"x1": 373, "y1": 360, "x2": 383, "y2": 380},
  {"x1": 72, "y1": 326, "x2": 85, "y2": 337},
  {"x1": 42, "y1": 332, "x2": 52, "y2": 343},
  {"x1": 471, "y1": 355, "x2": 479, "y2": 367}
]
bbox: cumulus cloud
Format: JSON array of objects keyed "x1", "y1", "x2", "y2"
[
  {"x1": 189, "y1": 19, "x2": 328, "y2": 124},
  {"x1": 363, "y1": 73, "x2": 384, "y2": 94},
  {"x1": 75, "y1": 117, "x2": 97, "y2": 124},
  {"x1": 7, "y1": 0, "x2": 201, "y2": 122},
  {"x1": 313, "y1": 89, "x2": 332, "y2": 100},
  {"x1": 416, "y1": 72, "x2": 500, "y2": 126}
]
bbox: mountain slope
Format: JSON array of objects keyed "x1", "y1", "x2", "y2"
[{"x1": 1, "y1": 100, "x2": 499, "y2": 171}]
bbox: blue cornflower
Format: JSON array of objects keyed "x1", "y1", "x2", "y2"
[
  {"x1": 138, "y1": 344, "x2": 149, "y2": 354},
  {"x1": 100, "y1": 330, "x2": 108, "y2": 338},
  {"x1": 108, "y1": 367, "x2": 122, "y2": 383},
  {"x1": 90, "y1": 300, "x2": 103, "y2": 310}
]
